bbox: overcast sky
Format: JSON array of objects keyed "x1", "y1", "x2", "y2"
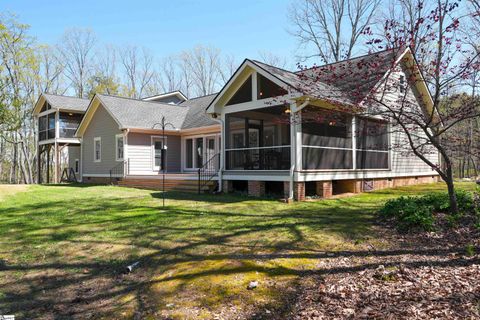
[{"x1": 3, "y1": 0, "x2": 298, "y2": 65}]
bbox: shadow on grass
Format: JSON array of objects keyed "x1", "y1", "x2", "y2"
[{"x1": 0, "y1": 182, "x2": 476, "y2": 319}]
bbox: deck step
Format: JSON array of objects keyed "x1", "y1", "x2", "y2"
[{"x1": 118, "y1": 178, "x2": 217, "y2": 192}]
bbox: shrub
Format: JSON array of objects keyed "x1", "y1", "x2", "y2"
[
  {"x1": 379, "y1": 190, "x2": 474, "y2": 232},
  {"x1": 379, "y1": 196, "x2": 434, "y2": 232}
]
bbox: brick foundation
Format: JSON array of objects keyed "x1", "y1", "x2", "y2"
[
  {"x1": 222, "y1": 180, "x2": 233, "y2": 193},
  {"x1": 82, "y1": 176, "x2": 111, "y2": 184},
  {"x1": 294, "y1": 182, "x2": 306, "y2": 201},
  {"x1": 248, "y1": 181, "x2": 265, "y2": 197},
  {"x1": 283, "y1": 181, "x2": 290, "y2": 199},
  {"x1": 316, "y1": 181, "x2": 333, "y2": 198}
]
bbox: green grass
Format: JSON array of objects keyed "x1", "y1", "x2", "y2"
[{"x1": 0, "y1": 182, "x2": 475, "y2": 319}]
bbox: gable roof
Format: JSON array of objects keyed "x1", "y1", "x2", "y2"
[
  {"x1": 75, "y1": 92, "x2": 220, "y2": 136},
  {"x1": 180, "y1": 93, "x2": 219, "y2": 129},
  {"x1": 295, "y1": 48, "x2": 403, "y2": 105},
  {"x1": 207, "y1": 47, "x2": 429, "y2": 112},
  {"x1": 96, "y1": 94, "x2": 189, "y2": 130},
  {"x1": 33, "y1": 93, "x2": 90, "y2": 115}
]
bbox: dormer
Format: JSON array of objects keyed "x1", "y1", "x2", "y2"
[{"x1": 142, "y1": 91, "x2": 188, "y2": 105}]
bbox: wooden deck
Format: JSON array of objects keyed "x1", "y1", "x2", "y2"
[{"x1": 118, "y1": 173, "x2": 218, "y2": 192}]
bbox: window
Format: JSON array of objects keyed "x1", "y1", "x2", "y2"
[
  {"x1": 399, "y1": 75, "x2": 406, "y2": 93},
  {"x1": 226, "y1": 75, "x2": 252, "y2": 106},
  {"x1": 115, "y1": 134, "x2": 124, "y2": 161},
  {"x1": 257, "y1": 74, "x2": 287, "y2": 99},
  {"x1": 74, "y1": 159, "x2": 79, "y2": 174},
  {"x1": 94, "y1": 137, "x2": 101, "y2": 162},
  {"x1": 186, "y1": 139, "x2": 193, "y2": 168},
  {"x1": 356, "y1": 118, "x2": 389, "y2": 169}
]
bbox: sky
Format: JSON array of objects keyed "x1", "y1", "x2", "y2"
[{"x1": 2, "y1": 0, "x2": 299, "y2": 66}]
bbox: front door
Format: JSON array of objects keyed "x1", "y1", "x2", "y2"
[{"x1": 153, "y1": 139, "x2": 164, "y2": 172}]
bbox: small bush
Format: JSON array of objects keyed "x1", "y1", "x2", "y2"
[
  {"x1": 465, "y1": 244, "x2": 476, "y2": 257},
  {"x1": 379, "y1": 190, "x2": 474, "y2": 232},
  {"x1": 379, "y1": 196, "x2": 434, "y2": 232}
]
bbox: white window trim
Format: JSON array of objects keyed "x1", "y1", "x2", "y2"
[
  {"x1": 115, "y1": 133, "x2": 124, "y2": 162},
  {"x1": 74, "y1": 159, "x2": 79, "y2": 174},
  {"x1": 94, "y1": 137, "x2": 101, "y2": 162},
  {"x1": 151, "y1": 136, "x2": 167, "y2": 172}
]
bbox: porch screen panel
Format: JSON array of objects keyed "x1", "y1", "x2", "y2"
[
  {"x1": 301, "y1": 107, "x2": 353, "y2": 170},
  {"x1": 302, "y1": 148, "x2": 352, "y2": 170},
  {"x1": 225, "y1": 106, "x2": 290, "y2": 170},
  {"x1": 356, "y1": 118, "x2": 389, "y2": 169}
]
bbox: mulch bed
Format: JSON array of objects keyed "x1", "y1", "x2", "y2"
[{"x1": 276, "y1": 215, "x2": 480, "y2": 320}]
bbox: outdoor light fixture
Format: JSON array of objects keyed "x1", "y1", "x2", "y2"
[
  {"x1": 68, "y1": 113, "x2": 73, "y2": 116},
  {"x1": 284, "y1": 107, "x2": 291, "y2": 114}
]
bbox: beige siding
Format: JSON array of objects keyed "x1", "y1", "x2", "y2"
[
  {"x1": 127, "y1": 133, "x2": 181, "y2": 175},
  {"x1": 68, "y1": 146, "x2": 81, "y2": 180},
  {"x1": 374, "y1": 62, "x2": 438, "y2": 176},
  {"x1": 82, "y1": 104, "x2": 122, "y2": 176}
]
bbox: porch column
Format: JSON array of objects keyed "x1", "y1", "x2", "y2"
[
  {"x1": 54, "y1": 141, "x2": 59, "y2": 184},
  {"x1": 316, "y1": 181, "x2": 333, "y2": 198},
  {"x1": 293, "y1": 182, "x2": 305, "y2": 201},
  {"x1": 37, "y1": 144, "x2": 41, "y2": 184},
  {"x1": 248, "y1": 181, "x2": 265, "y2": 197}
]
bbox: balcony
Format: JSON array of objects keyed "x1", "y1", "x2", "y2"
[{"x1": 38, "y1": 111, "x2": 83, "y2": 142}]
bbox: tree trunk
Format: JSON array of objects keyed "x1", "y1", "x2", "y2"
[{"x1": 444, "y1": 162, "x2": 459, "y2": 214}]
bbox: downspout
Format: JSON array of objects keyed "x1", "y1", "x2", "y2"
[
  {"x1": 289, "y1": 98, "x2": 310, "y2": 201},
  {"x1": 125, "y1": 129, "x2": 129, "y2": 177},
  {"x1": 217, "y1": 116, "x2": 224, "y2": 192}
]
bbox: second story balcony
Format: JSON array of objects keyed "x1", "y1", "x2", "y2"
[{"x1": 38, "y1": 111, "x2": 83, "y2": 142}]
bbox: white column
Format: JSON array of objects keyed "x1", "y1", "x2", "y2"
[{"x1": 352, "y1": 116, "x2": 357, "y2": 170}]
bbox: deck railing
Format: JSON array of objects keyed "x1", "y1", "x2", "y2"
[
  {"x1": 198, "y1": 153, "x2": 220, "y2": 194},
  {"x1": 109, "y1": 159, "x2": 128, "y2": 184}
]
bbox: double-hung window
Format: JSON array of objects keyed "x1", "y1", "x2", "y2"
[
  {"x1": 94, "y1": 137, "x2": 101, "y2": 162},
  {"x1": 115, "y1": 134, "x2": 124, "y2": 161}
]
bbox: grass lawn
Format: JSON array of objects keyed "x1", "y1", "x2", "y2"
[{"x1": 0, "y1": 182, "x2": 475, "y2": 319}]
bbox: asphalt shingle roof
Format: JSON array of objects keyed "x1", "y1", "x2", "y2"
[
  {"x1": 180, "y1": 94, "x2": 218, "y2": 129},
  {"x1": 249, "y1": 48, "x2": 402, "y2": 106},
  {"x1": 43, "y1": 93, "x2": 90, "y2": 112},
  {"x1": 96, "y1": 94, "x2": 189, "y2": 130}
]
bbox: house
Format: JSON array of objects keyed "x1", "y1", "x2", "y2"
[{"x1": 33, "y1": 47, "x2": 440, "y2": 200}]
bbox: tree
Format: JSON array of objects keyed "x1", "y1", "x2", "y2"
[
  {"x1": 119, "y1": 45, "x2": 155, "y2": 98},
  {"x1": 58, "y1": 28, "x2": 96, "y2": 98},
  {"x1": 0, "y1": 15, "x2": 38, "y2": 183},
  {"x1": 289, "y1": 0, "x2": 381, "y2": 63},
  {"x1": 298, "y1": 0, "x2": 480, "y2": 213},
  {"x1": 179, "y1": 45, "x2": 223, "y2": 97}
]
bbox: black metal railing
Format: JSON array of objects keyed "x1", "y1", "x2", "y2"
[
  {"x1": 109, "y1": 159, "x2": 127, "y2": 184},
  {"x1": 198, "y1": 153, "x2": 220, "y2": 194}
]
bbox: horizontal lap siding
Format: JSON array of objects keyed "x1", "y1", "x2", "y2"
[
  {"x1": 68, "y1": 146, "x2": 80, "y2": 170},
  {"x1": 127, "y1": 133, "x2": 181, "y2": 175},
  {"x1": 379, "y1": 64, "x2": 439, "y2": 176},
  {"x1": 82, "y1": 104, "x2": 122, "y2": 176}
]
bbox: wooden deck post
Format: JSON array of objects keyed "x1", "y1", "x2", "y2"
[{"x1": 46, "y1": 145, "x2": 50, "y2": 184}]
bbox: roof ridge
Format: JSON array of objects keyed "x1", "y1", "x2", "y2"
[
  {"x1": 294, "y1": 47, "x2": 398, "y2": 74},
  {"x1": 185, "y1": 92, "x2": 218, "y2": 101},
  {"x1": 250, "y1": 59, "x2": 297, "y2": 76},
  {"x1": 43, "y1": 92, "x2": 90, "y2": 101}
]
